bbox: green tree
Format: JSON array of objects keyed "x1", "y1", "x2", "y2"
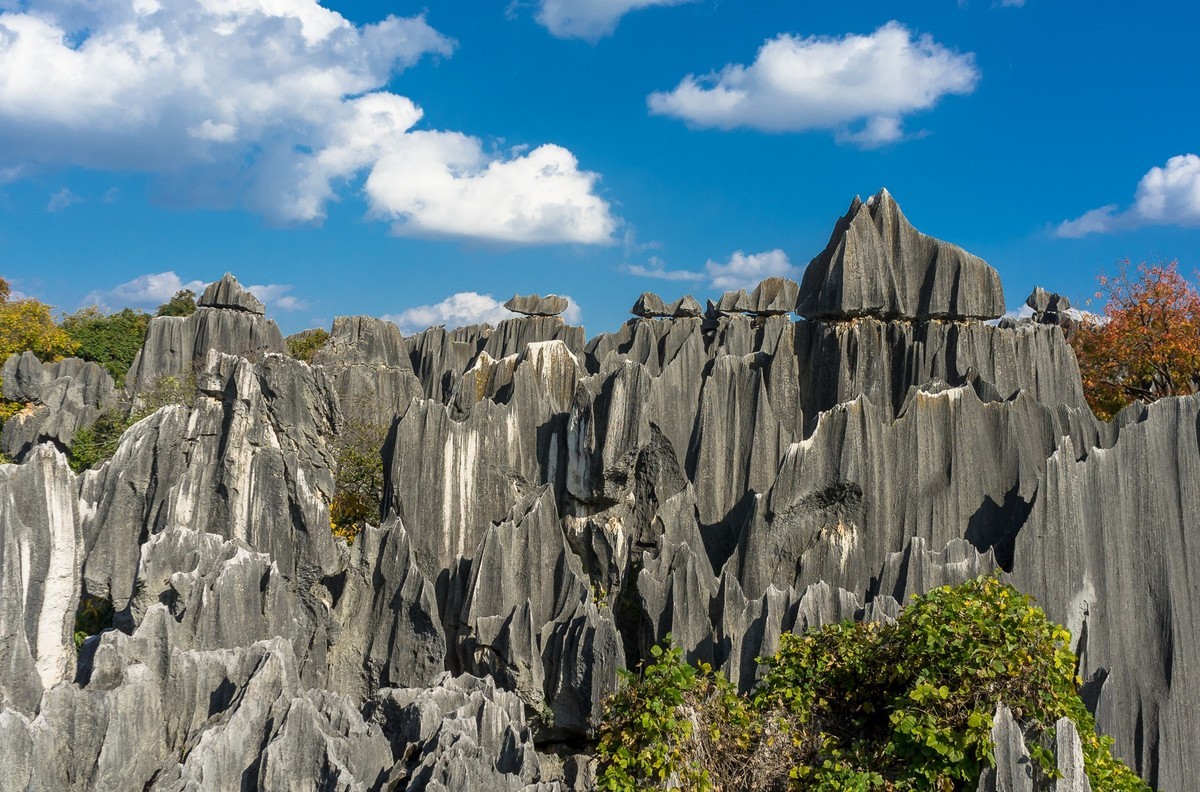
[
  {"x1": 61, "y1": 306, "x2": 151, "y2": 387},
  {"x1": 0, "y1": 279, "x2": 79, "y2": 364},
  {"x1": 155, "y1": 288, "x2": 197, "y2": 317}
]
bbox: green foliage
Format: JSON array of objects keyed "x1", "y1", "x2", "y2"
[
  {"x1": 329, "y1": 417, "x2": 389, "y2": 542},
  {"x1": 0, "y1": 292, "x2": 78, "y2": 364},
  {"x1": 73, "y1": 595, "x2": 114, "y2": 651},
  {"x1": 68, "y1": 374, "x2": 198, "y2": 472},
  {"x1": 61, "y1": 306, "x2": 151, "y2": 387},
  {"x1": 155, "y1": 289, "x2": 197, "y2": 318},
  {"x1": 597, "y1": 575, "x2": 1148, "y2": 792},
  {"x1": 287, "y1": 328, "x2": 330, "y2": 363},
  {"x1": 597, "y1": 639, "x2": 761, "y2": 790},
  {"x1": 67, "y1": 410, "x2": 132, "y2": 473}
]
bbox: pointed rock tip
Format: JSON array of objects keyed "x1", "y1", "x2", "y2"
[{"x1": 198, "y1": 273, "x2": 266, "y2": 315}]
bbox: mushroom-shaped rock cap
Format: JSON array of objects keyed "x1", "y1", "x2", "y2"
[
  {"x1": 199, "y1": 273, "x2": 266, "y2": 315},
  {"x1": 632, "y1": 292, "x2": 670, "y2": 317},
  {"x1": 503, "y1": 294, "x2": 568, "y2": 317},
  {"x1": 1025, "y1": 287, "x2": 1071, "y2": 314},
  {"x1": 715, "y1": 289, "x2": 753, "y2": 313},
  {"x1": 797, "y1": 190, "x2": 1005, "y2": 321}
]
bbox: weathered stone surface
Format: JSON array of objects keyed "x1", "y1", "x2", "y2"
[
  {"x1": 631, "y1": 292, "x2": 669, "y2": 317},
  {"x1": 1026, "y1": 286, "x2": 1071, "y2": 315},
  {"x1": 798, "y1": 189, "x2": 1005, "y2": 320},
  {"x1": 199, "y1": 272, "x2": 266, "y2": 314},
  {"x1": 504, "y1": 294, "x2": 568, "y2": 317},
  {"x1": 1, "y1": 199, "x2": 1195, "y2": 790},
  {"x1": 669, "y1": 294, "x2": 702, "y2": 318},
  {"x1": 749, "y1": 277, "x2": 799, "y2": 314},
  {"x1": 0, "y1": 353, "x2": 117, "y2": 460},
  {"x1": 0, "y1": 447, "x2": 81, "y2": 715}
]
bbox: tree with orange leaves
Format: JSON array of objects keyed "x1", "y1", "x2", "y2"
[{"x1": 1070, "y1": 260, "x2": 1200, "y2": 420}]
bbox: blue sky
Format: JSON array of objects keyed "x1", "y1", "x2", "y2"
[{"x1": 1, "y1": 0, "x2": 1198, "y2": 335}]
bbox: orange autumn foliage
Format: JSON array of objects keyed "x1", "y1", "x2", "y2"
[{"x1": 1071, "y1": 260, "x2": 1200, "y2": 420}]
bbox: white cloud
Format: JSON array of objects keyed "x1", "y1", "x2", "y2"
[
  {"x1": 535, "y1": 0, "x2": 696, "y2": 40},
  {"x1": 386, "y1": 291, "x2": 582, "y2": 334},
  {"x1": 84, "y1": 271, "x2": 206, "y2": 308},
  {"x1": 244, "y1": 283, "x2": 307, "y2": 312},
  {"x1": 0, "y1": 1, "x2": 618, "y2": 244},
  {"x1": 647, "y1": 21, "x2": 979, "y2": 145},
  {"x1": 46, "y1": 186, "x2": 81, "y2": 212},
  {"x1": 622, "y1": 255, "x2": 704, "y2": 281},
  {"x1": 81, "y1": 270, "x2": 304, "y2": 312},
  {"x1": 705, "y1": 249, "x2": 796, "y2": 291},
  {"x1": 1056, "y1": 154, "x2": 1200, "y2": 237}
]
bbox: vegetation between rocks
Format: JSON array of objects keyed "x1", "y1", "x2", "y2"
[
  {"x1": 597, "y1": 575, "x2": 1147, "y2": 791},
  {"x1": 67, "y1": 374, "x2": 199, "y2": 473}
]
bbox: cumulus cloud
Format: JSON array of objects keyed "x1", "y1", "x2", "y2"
[
  {"x1": 386, "y1": 291, "x2": 582, "y2": 334},
  {"x1": 82, "y1": 271, "x2": 304, "y2": 312},
  {"x1": 535, "y1": 0, "x2": 696, "y2": 40},
  {"x1": 0, "y1": 1, "x2": 617, "y2": 244},
  {"x1": 648, "y1": 21, "x2": 979, "y2": 145},
  {"x1": 1057, "y1": 154, "x2": 1200, "y2": 237},
  {"x1": 705, "y1": 249, "x2": 796, "y2": 291}
]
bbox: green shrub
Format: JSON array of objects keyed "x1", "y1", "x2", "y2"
[
  {"x1": 155, "y1": 289, "x2": 197, "y2": 318},
  {"x1": 61, "y1": 306, "x2": 151, "y2": 388},
  {"x1": 286, "y1": 328, "x2": 330, "y2": 363},
  {"x1": 597, "y1": 575, "x2": 1148, "y2": 791},
  {"x1": 68, "y1": 374, "x2": 198, "y2": 472},
  {"x1": 73, "y1": 595, "x2": 114, "y2": 651},
  {"x1": 329, "y1": 418, "x2": 389, "y2": 543}
]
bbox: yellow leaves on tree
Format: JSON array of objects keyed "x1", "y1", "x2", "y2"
[
  {"x1": 1070, "y1": 261, "x2": 1200, "y2": 420},
  {"x1": 0, "y1": 277, "x2": 79, "y2": 365}
]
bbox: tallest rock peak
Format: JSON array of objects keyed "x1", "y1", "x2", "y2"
[{"x1": 797, "y1": 189, "x2": 1005, "y2": 321}]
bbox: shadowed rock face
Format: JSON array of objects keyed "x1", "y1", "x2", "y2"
[{"x1": 0, "y1": 192, "x2": 1194, "y2": 789}]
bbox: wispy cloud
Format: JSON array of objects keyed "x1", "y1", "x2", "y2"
[
  {"x1": 621, "y1": 256, "x2": 704, "y2": 282},
  {"x1": 648, "y1": 21, "x2": 979, "y2": 146},
  {"x1": 1057, "y1": 154, "x2": 1200, "y2": 237},
  {"x1": 624, "y1": 249, "x2": 797, "y2": 292},
  {"x1": 534, "y1": 0, "x2": 696, "y2": 40},
  {"x1": 46, "y1": 187, "x2": 81, "y2": 212}
]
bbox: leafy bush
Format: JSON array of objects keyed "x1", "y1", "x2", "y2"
[
  {"x1": 286, "y1": 328, "x2": 330, "y2": 363},
  {"x1": 0, "y1": 289, "x2": 78, "y2": 364},
  {"x1": 598, "y1": 575, "x2": 1147, "y2": 791},
  {"x1": 329, "y1": 418, "x2": 389, "y2": 542},
  {"x1": 155, "y1": 289, "x2": 197, "y2": 318},
  {"x1": 61, "y1": 306, "x2": 151, "y2": 387},
  {"x1": 73, "y1": 595, "x2": 114, "y2": 651},
  {"x1": 67, "y1": 411, "x2": 132, "y2": 473},
  {"x1": 68, "y1": 374, "x2": 199, "y2": 472}
]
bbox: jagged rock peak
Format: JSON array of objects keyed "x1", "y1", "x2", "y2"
[
  {"x1": 1026, "y1": 286, "x2": 1071, "y2": 314},
  {"x1": 503, "y1": 293, "x2": 568, "y2": 317},
  {"x1": 671, "y1": 294, "x2": 703, "y2": 317},
  {"x1": 797, "y1": 189, "x2": 1005, "y2": 321},
  {"x1": 199, "y1": 273, "x2": 266, "y2": 315},
  {"x1": 713, "y1": 277, "x2": 800, "y2": 316}
]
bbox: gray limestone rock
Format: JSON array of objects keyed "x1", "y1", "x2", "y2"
[
  {"x1": 669, "y1": 295, "x2": 702, "y2": 318},
  {"x1": 0, "y1": 354, "x2": 117, "y2": 460},
  {"x1": 798, "y1": 189, "x2": 1006, "y2": 320},
  {"x1": 199, "y1": 272, "x2": 267, "y2": 314},
  {"x1": 631, "y1": 292, "x2": 669, "y2": 317},
  {"x1": 748, "y1": 277, "x2": 799, "y2": 315},
  {"x1": 504, "y1": 294, "x2": 569, "y2": 317},
  {"x1": 0, "y1": 447, "x2": 82, "y2": 716}
]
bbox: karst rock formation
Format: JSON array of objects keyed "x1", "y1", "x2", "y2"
[{"x1": 0, "y1": 190, "x2": 1194, "y2": 790}]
